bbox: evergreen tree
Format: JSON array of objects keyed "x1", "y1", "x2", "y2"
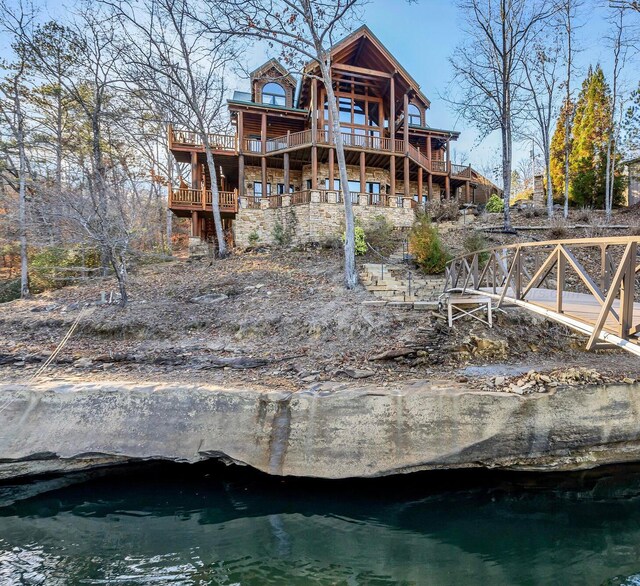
[
  {"x1": 624, "y1": 81, "x2": 640, "y2": 158},
  {"x1": 569, "y1": 65, "x2": 618, "y2": 207},
  {"x1": 550, "y1": 98, "x2": 572, "y2": 200}
]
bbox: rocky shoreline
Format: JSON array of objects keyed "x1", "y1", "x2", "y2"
[{"x1": 1, "y1": 379, "x2": 640, "y2": 481}]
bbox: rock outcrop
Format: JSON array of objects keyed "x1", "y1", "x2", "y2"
[{"x1": 2, "y1": 379, "x2": 640, "y2": 480}]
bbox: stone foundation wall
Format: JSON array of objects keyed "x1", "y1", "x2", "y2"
[{"x1": 234, "y1": 190, "x2": 416, "y2": 247}]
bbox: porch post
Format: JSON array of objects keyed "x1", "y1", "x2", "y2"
[
  {"x1": 328, "y1": 147, "x2": 334, "y2": 190},
  {"x1": 389, "y1": 75, "x2": 395, "y2": 152},
  {"x1": 261, "y1": 112, "x2": 267, "y2": 154},
  {"x1": 403, "y1": 93, "x2": 409, "y2": 152},
  {"x1": 418, "y1": 167, "x2": 423, "y2": 200},
  {"x1": 390, "y1": 154, "x2": 396, "y2": 198},
  {"x1": 284, "y1": 152, "x2": 290, "y2": 194},
  {"x1": 311, "y1": 146, "x2": 318, "y2": 189},
  {"x1": 445, "y1": 175, "x2": 450, "y2": 199},
  {"x1": 238, "y1": 154, "x2": 245, "y2": 198},
  {"x1": 446, "y1": 137, "x2": 451, "y2": 173},
  {"x1": 191, "y1": 211, "x2": 199, "y2": 237},
  {"x1": 403, "y1": 156, "x2": 410, "y2": 198},
  {"x1": 426, "y1": 135, "x2": 432, "y2": 166},
  {"x1": 465, "y1": 180, "x2": 470, "y2": 203},
  {"x1": 238, "y1": 111, "x2": 244, "y2": 153},
  {"x1": 360, "y1": 151, "x2": 366, "y2": 195},
  {"x1": 191, "y1": 150, "x2": 199, "y2": 189},
  {"x1": 428, "y1": 173, "x2": 433, "y2": 200},
  {"x1": 261, "y1": 156, "x2": 267, "y2": 199},
  {"x1": 311, "y1": 78, "x2": 318, "y2": 144}
]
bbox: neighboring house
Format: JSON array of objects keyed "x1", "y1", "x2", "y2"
[
  {"x1": 168, "y1": 26, "x2": 488, "y2": 250},
  {"x1": 623, "y1": 157, "x2": 640, "y2": 207}
]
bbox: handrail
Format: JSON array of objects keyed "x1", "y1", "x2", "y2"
[{"x1": 444, "y1": 236, "x2": 640, "y2": 355}]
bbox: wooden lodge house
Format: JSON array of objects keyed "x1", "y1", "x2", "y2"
[{"x1": 167, "y1": 26, "x2": 491, "y2": 251}]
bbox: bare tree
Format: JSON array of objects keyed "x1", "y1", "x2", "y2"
[
  {"x1": 560, "y1": 0, "x2": 580, "y2": 219},
  {"x1": 451, "y1": 0, "x2": 557, "y2": 232},
  {"x1": 103, "y1": 0, "x2": 240, "y2": 259},
  {"x1": 0, "y1": 61, "x2": 30, "y2": 298},
  {"x1": 204, "y1": 0, "x2": 366, "y2": 289},
  {"x1": 605, "y1": 5, "x2": 634, "y2": 220},
  {"x1": 521, "y1": 26, "x2": 563, "y2": 219}
]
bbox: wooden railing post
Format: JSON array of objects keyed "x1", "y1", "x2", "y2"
[
  {"x1": 556, "y1": 247, "x2": 565, "y2": 314},
  {"x1": 620, "y1": 242, "x2": 637, "y2": 338},
  {"x1": 202, "y1": 182, "x2": 206, "y2": 210}
]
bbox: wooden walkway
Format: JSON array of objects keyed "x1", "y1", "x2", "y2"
[{"x1": 444, "y1": 237, "x2": 640, "y2": 356}]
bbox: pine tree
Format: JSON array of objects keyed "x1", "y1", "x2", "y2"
[
  {"x1": 550, "y1": 98, "x2": 572, "y2": 200},
  {"x1": 569, "y1": 65, "x2": 615, "y2": 208},
  {"x1": 624, "y1": 81, "x2": 640, "y2": 158}
]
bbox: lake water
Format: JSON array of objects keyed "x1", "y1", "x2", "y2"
[{"x1": 2, "y1": 462, "x2": 640, "y2": 585}]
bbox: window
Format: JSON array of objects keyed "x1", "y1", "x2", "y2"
[
  {"x1": 277, "y1": 183, "x2": 294, "y2": 194},
  {"x1": 253, "y1": 182, "x2": 271, "y2": 197},
  {"x1": 408, "y1": 104, "x2": 421, "y2": 126},
  {"x1": 262, "y1": 82, "x2": 286, "y2": 106},
  {"x1": 367, "y1": 182, "x2": 380, "y2": 194},
  {"x1": 325, "y1": 178, "x2": 341, "y2": 190},
  {"x1": 348, "y1": 180, "x2": 361, "y2": 194},
  {"x1": 339, "y1": 97, "x2": 352, "y2": 123},
  {"x1": 306, "y1": 179, "x2": 312, "y2": 190}
]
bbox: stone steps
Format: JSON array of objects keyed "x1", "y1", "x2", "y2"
[{"x1": 360, "y1": 250, "x2": 447, "y2": 309}]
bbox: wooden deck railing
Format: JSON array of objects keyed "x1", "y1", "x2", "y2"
[
  {"x1": 431, "y1": 160, "x2": 448, "y2": 173},
  {"x1": 444, "y1": 236, "x2": 640, "y2": 355},
  {"x1": 168, "y1": 185, "x2": 238, "y2": 212},
  {"x1": 170, "y1": 129, "x2": 237, "y2": 151},
  {"x1": 451, "y1": 163, "x2": 472, "y2": 178}
]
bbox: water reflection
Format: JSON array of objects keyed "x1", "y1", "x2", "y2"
[{"x1": 2, "y1": 463, "x2": 640, "y2": 585}]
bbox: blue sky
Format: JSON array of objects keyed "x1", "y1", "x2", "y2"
[
  {"x1": 359, "y1": 0, "x2": 640, "y2": 174},
  {"x1": 2, "y1": 0, "x2": 638, "y2": 181}
]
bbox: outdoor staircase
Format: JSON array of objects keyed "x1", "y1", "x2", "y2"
[{"x1": 360, "y1": 251, "x2": 447, "y2": 309}]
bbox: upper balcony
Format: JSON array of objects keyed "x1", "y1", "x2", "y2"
[{"x1": 168, "y1": 126, "x2": 472, "y2": 179}]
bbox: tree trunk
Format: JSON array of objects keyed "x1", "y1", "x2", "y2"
[
  {"x1": 501, "y1": 117, "x2": 513, "y2": 232},
  {"x1": 319, "y1": 61, "x2": 357, "y2": 289},
  {"x1": 545, "y1": 148, "x2": 553, "y2": 219},
  {"x1": 18, "y1": 113, "x2": 29, "y2": 299},
  {"x1": 605, "y1": 138, "x2": 612, "y2": 220},
  {"x1": 203, "y1": 141, "x2": 227, "y2": 258},
  {"x1": 166, "y1": 208, "x2": 173, "y2": 255},
  {"x1": 111, "y1": 253, "x2": 128, "y2": 307}
]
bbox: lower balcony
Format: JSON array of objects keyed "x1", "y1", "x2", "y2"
[{"x1": 168, "y1": 186, "x2": 238, "y2": 214}]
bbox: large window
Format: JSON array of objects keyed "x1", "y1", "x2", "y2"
[
  {"x1": 408, "y1": 104, "x2": 422, "y2": 126},
  {"x1": 277, "y1": 183, "x2": 294, "y2": 194},
  {"x1": 325, "y1": 178, "x2": 341, "y2": 190},
  {"x1": 262, "y1": 82, "x2": 286, "y2": 106},
  {"x1": 253, "y1": 182, "x2": 271, "y2": 198}
]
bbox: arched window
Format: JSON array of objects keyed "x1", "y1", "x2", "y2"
[
  {"x1": 408, "y1": 104, "x2": 421, "y2": 126},
  {"x1": 262, "y1": 82, "x2": 286, "y2": 106}
]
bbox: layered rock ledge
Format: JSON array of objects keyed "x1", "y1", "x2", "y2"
[{"x1": 2, "y1": 379, "x2": 640, "y2": 481}]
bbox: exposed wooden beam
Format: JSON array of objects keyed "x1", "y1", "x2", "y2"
[{"x1": 331, "y1": 63, "x2": 393, "y2": 79}]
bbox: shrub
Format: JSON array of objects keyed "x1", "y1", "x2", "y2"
[
  {"x1": 0, "y1": 278, "x2": 21, "y2": 303},
  {"x1": 425, "y1": 199, "x2": 460, "y2": 222},
  {"x1": 463, "y1": 231, "x2": 490, "y2": 266},
  {"x1": 364, "y1": 215, "x2": 397, "y2": 256},
  {"x1": 343, "y1": 225, "x2": 367, "y2": 255},
  {"x1": 485, "y1": 194, "x2": 504, "y2": 213},
  {"x1": 248, "y1": 230, "x2": 260, "y2": 246},
  {"x1": 408, "y1": 214, "x2": 450, "y2": 274},
  {"x1": 548, "y1": 218, "x2": 568, "y2": 240}
]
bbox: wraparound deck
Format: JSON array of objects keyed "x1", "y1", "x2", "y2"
[{"x1": 168, "y1": 126, "x2": 472, "y2": 179}]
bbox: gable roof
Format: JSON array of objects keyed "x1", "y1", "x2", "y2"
[
  {"x1": 250, "y1": 58, "x2": 297, "y2": 88},
  {"x1": 304, "y1": 25, "x2": 431, "y2": 108}
]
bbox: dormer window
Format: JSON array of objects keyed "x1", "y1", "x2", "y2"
[
  {"x1": 408, "y1": 104, "x2": 421, "y2": 126},
  {"x1": 262, "y1": 82, "x2": 286, "y2": 106}
]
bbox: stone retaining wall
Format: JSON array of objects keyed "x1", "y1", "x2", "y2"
[{"x1": 234, "y1": 190, "x2": 416, "y2": 247}]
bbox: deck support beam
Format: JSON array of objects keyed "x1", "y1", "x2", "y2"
[
  {"x1": 390, "y1": 155, "x2": 396, "y2": 199},
  {"x1": 418, "y1": 167, "x2": 423, "y2": 202},
  {"x1": 191, "y1": 151, "x2": 199, "y2": 189},
  {"x1": 465, "y1": 180, "x2": 470, "y2": 203},
  {"x1": 261, "y1": 156, "x2": 267, "y2": 199},
  {"x1": 283, "y1": 152, "x2": 290, "y2": 194},
  {"x1": 360, "y1": 151, "x2": 366, "y2": 195},
  {"x1": 238, "y1": 154, "x2": 245, "y2": 198},
  {"x1": 428, "y1": 173, "x2": 433, "y2": 200},
  {"x1": 311, "y1": 146, "x2": 318, "y2": 190},
  {"x1": 260, "y1": 113, "x2": 267, "y2": 155},
  {"x1": 311, "y1": 78, "x2": 318, "y2": 144},
  {"x1": 328, "y1": 148, "x2": 334, "y2": 190},
  {"x1": 445, "y1": 175, "x2": 450, "y2": 199},
  {"x1": 389, "y1": 76, "x2": 395, "y2": 152},
  {"x1": 404, "y1": 156, "x2": 410, "y2": 198}
]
